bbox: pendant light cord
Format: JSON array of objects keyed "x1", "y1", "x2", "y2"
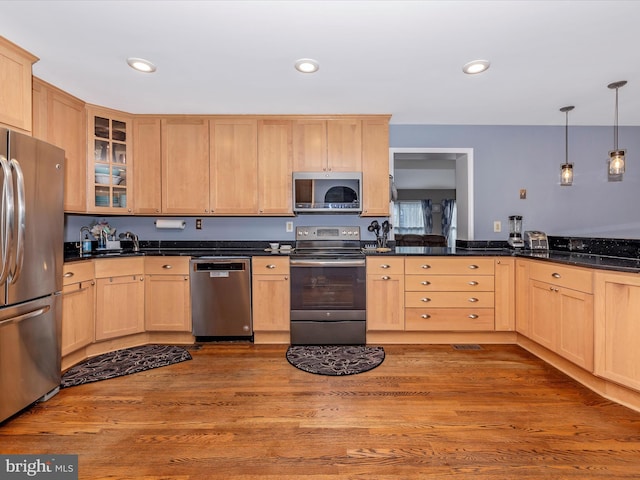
[{"x1": 614, "y1": 87, "x2": 619, "y2": 151}]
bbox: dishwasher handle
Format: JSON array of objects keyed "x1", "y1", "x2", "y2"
[{"x1": 192, "y1": 262, "x2": 247, "y2": 272}]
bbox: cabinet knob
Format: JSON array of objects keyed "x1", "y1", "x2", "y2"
[
  {"x1": 267, "y1": 264, "x2": 276, "y2": 269},
  {"x1": 421, "y1": 297, "x2": 431, "y2": 302},
  {"x1": 380, "y1": 264, "x2": 391, "y2": 269},
  {"x1": 468, "y1": 281, "x2": 478, "y2": 286},
  {"x1": 468, "y1": 297, "x2": 479, "y2": 302},
  {"x1": 421, "y1": 264, "x2": 431, "y2": 269},
  {"x1": 552, "y1": 272, "x2": 561, "y2": 278},
  {"x1": 284, "y1": 276, "x2": 288, "y2": 280},
  {"x1": 382, "y1": 276, "x2": 391, "y2": 280},
  {"x1": 162, "y1": 264, "x2": 173, "y2": 269},
  {"x1": 64, "y1": 272, "x2": 74, "y2": 278},
  {"x1": 421, "y1": 281, "x2": 431, "y2": 286},
  {"x1": 468, "y1": 314, "x2": 479, "y2": 319},
  {"x1": 468, "y1": 264, "x2": 479, "y2": 269},
  {"x1": 421, "y1": 314, "x2": 431, "y2": 319}
]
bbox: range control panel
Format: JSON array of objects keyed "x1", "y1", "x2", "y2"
[{"x1": 295, "y1": 226, "x2": 361, "y2": 241}]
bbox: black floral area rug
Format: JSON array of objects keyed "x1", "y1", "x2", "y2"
[
  {"x1": 61, "y1": 344, "x2": 192, "y2": 388},
  {"x1": 286, "y1": 345, "x2": 385, "y2": 376}
]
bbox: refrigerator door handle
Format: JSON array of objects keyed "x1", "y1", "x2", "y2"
[
  {"x1": 9, "y1": 158, "x2": 25, "y2": 283},
  {"x1": 0, "y1": 155, "x2": 14, "y2": 286},
  {"x1": 0, "y1": 305, "x2": 50, "y2": 327}
]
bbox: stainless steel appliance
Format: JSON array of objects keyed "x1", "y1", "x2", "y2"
[
  {"x1": 290, "y1": 226, "x2": 366, "y2": 345},
  {"x1": 293, "y1": 172, "x2": 362, "y2": 213},
  {"x1": 525, "y1": 231, "x2": 549, "y2": 250},
  {"x1": 0, "y1": 128, "x2": 64, "y2": 423},
  {"x1": 190, "y1": 257, "x2": 252, "y2": 339},
  {"x1": 508, "y1": 215, "x2": 524, "y2": 248}
]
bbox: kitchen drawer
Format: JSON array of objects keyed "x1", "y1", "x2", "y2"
[
  {"x1": 94, "y1": 257, "x2": 145, "y2": 278},
  {"x1": 366, "y1": 257, "x2": 405, "y2": 275},
  {"x1": 405, "y1": 257, "x2": 495, "y2": 275},
  {"x1": 405, "y1": 274, "x2": 494, "y2": 292},
  {"x1": 145, "y1": 256, "x2": 190, "y2": 275},
  {"x1": 406, "y1": 291, "x2": 494, "y2": 308},
  {"x1": 405, "y1": 308, "x2": 494, "y2": 331},
  {"x1": 63, "y1": 260, "x2": 94, "y2": 285},
  {"x1": 253, "y1": 256, "x2": 290, "y2": 274},
  {"x1": 529, "y1": 262, "x2": 593, "y2": 293}
]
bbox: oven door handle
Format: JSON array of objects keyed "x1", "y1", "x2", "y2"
[{"x1": 290, "y1": 258, "x2": 366, "y2": 267}]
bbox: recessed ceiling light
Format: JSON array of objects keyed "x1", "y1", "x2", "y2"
[
  {"x1": 127, "y1": 57, "x2": 157, "y2": 73},
  {"x1": 295, "y1": 58, "x2": 319, "y2": 74},
  {"x1": 462, "y1": 59, "x2": 490, "y2": 75}
]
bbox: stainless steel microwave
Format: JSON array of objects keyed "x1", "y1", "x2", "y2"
[{"x1": 293, "y1": 172, "x2": 362, "y2": 213}]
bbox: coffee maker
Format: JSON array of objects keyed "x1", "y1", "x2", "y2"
[{"x1": 508, "y1": 215, "x2": 524, "y2": 248}]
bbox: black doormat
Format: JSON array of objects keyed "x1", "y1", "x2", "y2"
[
  {"x1": 286, "y1": 345, "x2": 385, "y2": 376},
  {"x1": 61, "y1": 344, "x2": 192, "y2": 388}
]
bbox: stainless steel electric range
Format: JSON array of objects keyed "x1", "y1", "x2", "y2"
[{"x1": 289, "y1": 226, "x2": 366, "y2": 345}]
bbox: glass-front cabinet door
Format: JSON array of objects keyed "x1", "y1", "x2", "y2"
[{"x1": 87, "y1": 107, "x2": 132, "y2": 212}]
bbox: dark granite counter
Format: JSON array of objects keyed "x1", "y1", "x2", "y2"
[{"x1": 64, "y1": 237, "x2": 640, "y2": 273}]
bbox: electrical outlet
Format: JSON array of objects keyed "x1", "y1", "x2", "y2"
[
  {"x1": 519, "y1": 189, "x2": 527, "y2": 199},
  {"x1": 195, "y1": 218, "x2": 202, "y2": 230},
  {"x1": 493, "y1": 221, "x2": 501, "y2": 233},
  {"x1": 286, "y1": 221, "x2": 293, "y2": 232}
]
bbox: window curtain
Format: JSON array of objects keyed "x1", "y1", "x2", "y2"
[
  {"x1": 441, "y1": 199, "x2": 457, "y2": 247},
  {"x1": 421, "y1": 199, "x2": 433, "y2": 234},
  {"x1": 393, "y1": 201, "x2": 425, "y2": 234}
]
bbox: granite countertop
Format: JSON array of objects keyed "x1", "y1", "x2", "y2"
[{"x1": 64, "y1": 238, "x2": 640, "y2": 273}]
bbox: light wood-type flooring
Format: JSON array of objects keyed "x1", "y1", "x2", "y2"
[{"x1": 2, "y1": 343, "x2": 640, "y2": 479}]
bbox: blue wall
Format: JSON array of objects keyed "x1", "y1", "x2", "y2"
[{"x1": 65, "y1": 124, "x2": 640, "y2": 243}]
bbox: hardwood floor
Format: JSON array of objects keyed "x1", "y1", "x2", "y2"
[{"x1": 2, "y1": 344, "x2": 640, "y2": 479}]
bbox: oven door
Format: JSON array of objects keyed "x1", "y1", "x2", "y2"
[{"x1": 290, "y1": 258, "x2": 366, "y2": 313}]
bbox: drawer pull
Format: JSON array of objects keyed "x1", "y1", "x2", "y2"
[
  {"x1": 468, "y1": 264, "x2": 479, "y2": 269},
  {"x1": 421, "y1": 280, "x2": 431, "y2": 286},
  {"x1": 64, "y1": 272, "x2": 74, "y2": 278},
  {"x1": 421, "y1": 297, "x2": 431, "y2": 303},
  {"x1": 552, "y1": 272, "x2": 561, "y2": 278},
  {"x1": 421, "y1": 264, "x2": 431, "y2": 269},
  {"x1": 267, "y1": 264, "x2": 276, "y2": 269},
  {"x1": 468, "y1": 281, "x2": 478, "y2": 286},
  {"x1": 382, "y1": 276, "x2": 391, "y2": 280},
  {"x1": 468, "y1": 314, "x2": 479, "y2": 319},
  {"x1": 549, "y1": 287, "x2": 559, "y2": 292},
  {"x1": 421, "y1": 314, "x2": 431, "y2": 319},
  {"x1": 162, "y1": 264, "x2": 173, "y2": 269},
  {"x1": 468, "y1": 297, "x2": 479, "y2": 303},
  {"x1": 380, "y1": 264, "x2": 391, "y2": 269}
]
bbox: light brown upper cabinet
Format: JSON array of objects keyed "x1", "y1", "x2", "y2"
[
  {"x1": 32, "y1": 78, "x2": 87, "y2": 213},
  {"x1": 0, "y1": 36, "x2": 37, "y2": 133},
  {"x1": 293, "y1": 118, "x2": 362, "y2": 172},
  {"x1": 361, "y1": 117, "x2": 390, "y2": 216},
  {"x1": 87, "y1": 106, "x2": 133, "y2": 213},
  {"x1": 257, "y1": 119, "x2": 293, "y2": 215},
  {"x1": 209, "y1": 118, "x2": 258, "y2": 214},
  {"x1": 133, "y1": 117, "x2": 162, "y2": 214},
  {"x1": 161, "y1": 117, "x2": 210, "y2": 214}
]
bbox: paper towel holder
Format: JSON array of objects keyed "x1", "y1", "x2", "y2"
[{"x1": 155, "y1": 219, "x2": 186, "y2": 230}]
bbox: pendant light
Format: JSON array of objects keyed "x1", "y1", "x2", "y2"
[
  {"x1": 607, "y1": 80, "x2": 627, "y2": 180},
  {"x1": 560, "y1": 106, "x2": 574, "y2": 186}
]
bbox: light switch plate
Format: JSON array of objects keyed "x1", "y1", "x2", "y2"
[{"x1": 519, "y1": 189, "x2": 527, "y2": 199}]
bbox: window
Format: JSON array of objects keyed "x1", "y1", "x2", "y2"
[{"x1": 393, "y1": 201, "x2": 427, "y2": 234}]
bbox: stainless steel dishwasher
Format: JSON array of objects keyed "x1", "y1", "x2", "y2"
[{"x1": 190, "y1": 257, "x2": 252, "y2": 339}]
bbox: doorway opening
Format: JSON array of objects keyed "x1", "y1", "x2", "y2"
[{"x1": 389, "y1": 148, "x2": 474, "y2": 243}]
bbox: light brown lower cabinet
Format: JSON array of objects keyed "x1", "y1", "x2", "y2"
[
  {"x1": 594, "y1": 270, "x2": 640, "y2": 391},
  {"x1": 61, "y1": 261, "x2": 95, "y2": 356},
  {"x1": 526, "y1": 262, "x2": 594, "y2": 371},
  {"x1": 366, "y1": 257, "x2": 405, "y2": 331},
  {"x1": 94, "y1": 258, "x2": 145, "y2": 341},
  {"x1": 252, "y1": 257, "x2": 290, "y2": 335},
  {"x1": 144, "y1": 257, "x2": 191, "y2": 332}
]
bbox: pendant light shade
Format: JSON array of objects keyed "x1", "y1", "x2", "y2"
[
  {"x1": 560, "y1": 106, "x2": 574, "y2": 186},
  {"x1": 608, "y1": 81, "x2": 627, "y2": 180}
]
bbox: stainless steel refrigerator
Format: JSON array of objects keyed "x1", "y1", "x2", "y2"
[{"x1": 0, "y1": 128, "x2": 64, "y2": 423}]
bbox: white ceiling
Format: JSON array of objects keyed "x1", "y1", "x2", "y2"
[{"x1": 3, "y1": 0, "x2": 640, "y2": 126}]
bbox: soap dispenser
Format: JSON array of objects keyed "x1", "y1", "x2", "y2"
[{"x1": 82, "y1": 234, "x2": 92, "y2": 254}]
